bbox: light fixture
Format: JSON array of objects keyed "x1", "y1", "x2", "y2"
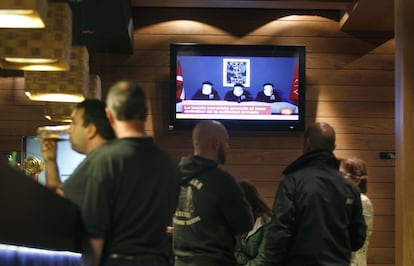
[
  {"x1": 44, "y1": 102, "x2": 76, "y2": 122},
  {"x1": 24, "y1": 46, "x2": 89, "y2": 103},
  {"x1": 44, "y1": 74, "x2": 102, "y2": 122},
  {"x1": 0, "y1": 0, "x2": 47, "y2": 28},
  {"x1": 0, "y1": 2, "x2": 71, "y2": 71}
]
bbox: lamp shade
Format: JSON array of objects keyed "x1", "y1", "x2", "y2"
[
  {"x1": 24, "y1": 46, "x2": 89, "y2": 103},
  {"x1": 0, "y1": 2, "x2": 71, "y2": 71},
  {"x1": 0, "y1": 0, "x2": 47, "y2": 28},
  {"x1": 44, "y1": 75, "x2": 102, "y2": 121},
  {"x1": 44, "y1": 102, "x2": 76, "y2": 122}
]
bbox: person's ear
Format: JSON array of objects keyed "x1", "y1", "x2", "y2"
[
  {"x1": 86, "y1": 123, "x2": 98, "y2": 139},
  {"x1": 106, "y1": 107, "x2": 115, "y2": 124},
  {"x1": 304, "y1": 137, "x2": 312, "y2": 151}
]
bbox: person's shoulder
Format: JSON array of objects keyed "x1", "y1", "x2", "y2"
[
  {"x1": 211, "y1": 168, "x2": 238, "y2": 185},
  {"x1": 154, "y1": 143, "x2": 178, "y2": 161},
  {"x1": 87, "y1": 141, "x2": 113, "y2": 161},
  {"x1": 342, "y1": 176, "x2": 363, "y2": 196},
  {"x1": 361, "y1": 193, "x2": 373, "y2": 205}
]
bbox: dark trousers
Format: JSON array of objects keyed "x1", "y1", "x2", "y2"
[
  {"x1": 174, "y1": 257, "x2": 237, "y2": 266},
  {"x1": 103, "y1": 255, "x2": 169, "y2": 266}
]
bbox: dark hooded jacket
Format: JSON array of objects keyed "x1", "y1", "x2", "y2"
[
  {"x1": 264, "y1": 150, "x2": 367, "y2": 266},
  {"x1": 173, "y1": 155, "x2": 254, "y2": 266}
]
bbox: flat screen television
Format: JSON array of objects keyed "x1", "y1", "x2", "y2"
[{"x1": 169, "y1": 43, "x2": 306, "y2": 131}]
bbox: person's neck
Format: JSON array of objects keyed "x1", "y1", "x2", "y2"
[
  {"x1": 194, "y1": 151, "x2": 218, "y2": 164},
  {"x1": 85, "y1": 137, "x2": 108, "y2": 155},
  {"x1": 114, "y1": 121, "x2": 146, "y2": 138}
]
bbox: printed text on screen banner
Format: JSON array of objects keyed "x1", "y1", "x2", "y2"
[{"x1": 182, "y1": 104, "x2": 271, "y2": 115}]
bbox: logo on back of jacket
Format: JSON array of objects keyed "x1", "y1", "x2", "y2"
[{"x1": 173, "y1": 177, "x2": 203, "y2": 226}]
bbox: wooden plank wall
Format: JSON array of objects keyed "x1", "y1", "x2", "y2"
[
  {"x1": 0, "y1": 7, "x2": 394, "y2": 266},
  {"x1": 0, "y1": 77, "x2": 48, "y2": 155}
]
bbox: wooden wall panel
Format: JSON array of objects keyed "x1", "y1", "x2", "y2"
[
  {"x1": 0, "y1": 6, "x2": 395, "y2": 265},
  {"x1": 131, "y1": 7, "x2": 395, "y2": 265}
]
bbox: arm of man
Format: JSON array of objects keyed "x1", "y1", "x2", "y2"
[
  {"x1": 82, "y1": 237, "x2": 105, "y2": 266},
  {"x1": 349, "y1": 190, "x2": 367, "y2": 251},
  {"x1": 41, "y1": 140, "x2": 65, "y2": 196},
  {"x1": 264, "y1": 176, "x2": 295, "y2": 266},
  {"x1": 80, "y1": 156, "x2": 112, "y2": 266},
  {"x1": 220, "y1": 174, "x2": 254, "y2": 235}
]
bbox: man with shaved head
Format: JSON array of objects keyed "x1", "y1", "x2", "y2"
[
  {"x1": 264, "y1": 122, "x2": 367, "y2": 266},
  {"x1": 173, "y1": 120, "x2": 254, "y2": 266}
]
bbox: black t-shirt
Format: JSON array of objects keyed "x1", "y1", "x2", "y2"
[
  {"x1": 80, "y1": 137, "x2": 180, "y2": 258},
  {"x1": 62, "y1": 146, "x2": 104, "y2": 207}
]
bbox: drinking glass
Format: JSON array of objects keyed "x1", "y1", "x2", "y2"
[{"x1": 36, "y1": 124, "x2": 70, "y2": 141}]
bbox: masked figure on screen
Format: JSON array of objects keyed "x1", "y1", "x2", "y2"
[
  {"x1": 191, "y1": 81, "x2": 221, "y2": 100},
  {"x1": 224, "y1": 83, "x2": 253, "y2": 103},
  {"x1": 256, "y1": 82, "x2": 282, "y2": 103}
]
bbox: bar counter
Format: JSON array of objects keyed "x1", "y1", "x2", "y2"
[{"x1": 0, "y1": 160, "x2": 82, "y2": 265}]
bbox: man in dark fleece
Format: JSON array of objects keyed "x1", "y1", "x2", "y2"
[
  {"x1": 173, "y1": 120, "x2": 254, "y2": 266},
  {"x1": 264, "y1": 122, "x2": 367, "y2": 266}
]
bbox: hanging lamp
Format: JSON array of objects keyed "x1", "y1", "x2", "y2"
[
  {"x1": 44, "y1": 74, "x2": 103, "y2": 122},
  {"x1": 0, "y1": 0, "x2": 47, "y2": 29},
  {"x1": 24, "y1": 46, "x2": 89, "y2": 103},
  {"x1": 0, "y1": 2, "x2": 71, "y2": 71}
]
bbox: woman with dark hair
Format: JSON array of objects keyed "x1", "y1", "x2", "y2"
[
  {"x1": 236, "y1": 180, "x2": 272, "y2": 266},
  {"x1": 339, "y1": 157, "x2": 374, "y2": 266}
]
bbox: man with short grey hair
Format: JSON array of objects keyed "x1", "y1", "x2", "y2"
[{"x1": 82, "y1": 80, "x2": 180, "y2": 266}]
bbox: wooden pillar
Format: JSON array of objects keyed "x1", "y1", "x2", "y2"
[{"x1": 395, "y1": 0, "x2": 414, "y2": 264}]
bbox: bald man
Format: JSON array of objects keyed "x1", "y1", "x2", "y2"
[
  {"x1": 264, "y1": 122, "x2": 367, "y2": 266},
  {"x1": 173, "y1": 120, "x2": 253, "y2": 266}
]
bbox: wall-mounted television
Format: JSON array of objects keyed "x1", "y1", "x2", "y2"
[{"x1": 169, "y1": 43, "x2": 306, "y2": 131}]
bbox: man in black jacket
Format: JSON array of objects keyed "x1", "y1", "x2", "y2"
[
  {"x1": 173, "y1": 120, "x2": 254, "y2": 266},
  {"x1": 264, "y1": 122, "x2": 367, "y2": 266},
  {"x1": 224, "y1": 83, "x2": 253, "y2": 102}
]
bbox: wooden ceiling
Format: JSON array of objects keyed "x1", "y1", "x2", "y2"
[{"x1": 132, "y1": 0, "x2": 394, "y2": 33}]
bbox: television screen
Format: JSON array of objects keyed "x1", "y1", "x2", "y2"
[{"x1": 169, "y1": 43, "x2": 306, "y2": 131}]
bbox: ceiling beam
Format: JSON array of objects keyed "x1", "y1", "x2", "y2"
[
  {"x1": 339, "y1": 0, "x2": 394, "y2": 32},
  {"x1": 132, "y1": 0, "x2": 352, "y2": 10}
]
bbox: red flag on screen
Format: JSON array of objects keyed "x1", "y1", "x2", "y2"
[
  {"x1": 176, "y1": 61, "x2": 185, "y2": 101},
  {"x1": 289, "y1": 61, "x2": 299, "y2": 104}
]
